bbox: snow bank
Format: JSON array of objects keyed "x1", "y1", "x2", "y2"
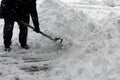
[
  {"x1": 100, "y1": 11, "x2": 120, "y2": 52},
  {"x1": 102, "y1": 0, "x2": 120, "y2": 7},
  {"x1": 38, "y1": 0, "x2": 107, "y2": 52},
  {"x1": 61, "y1": 0, "x2": 120, "y2": 7},
  {"x1": 35, "y1": 1, "x2": 120, "y2": 79},
  {"x1": 61, "y1": 0, "x2": 102, "y2": 5}
]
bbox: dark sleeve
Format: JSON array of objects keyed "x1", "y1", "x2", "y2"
[
  {"x1": 1, "y1": 0, "x2": 7, "y2": 14},
  {"x1": 30, "y1": 0, "x2": 40, "y2": 30}
]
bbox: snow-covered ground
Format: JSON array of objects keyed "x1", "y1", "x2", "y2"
[{"x1": 1, "y1": 0, "x2": 120, "y2": 80}]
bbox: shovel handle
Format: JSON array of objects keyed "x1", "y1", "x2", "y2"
[{"x1": 19, "y1": 21, "x2": 63, "y2": 42}]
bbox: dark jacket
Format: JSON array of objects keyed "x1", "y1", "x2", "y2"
[
  {"x1": 1, "y1": 0, "x2": 39, "y2": 29},
  {"x1": 0, "y1": 6, "x2": 3, "y2": 18}
]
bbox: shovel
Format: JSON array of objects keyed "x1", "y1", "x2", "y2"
[{"x1": 19, "y1": 21, "x2": 63, "y2": 43}]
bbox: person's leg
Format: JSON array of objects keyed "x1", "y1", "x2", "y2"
[
  {"x1": 18, "y1": 16, "x2": 30, "y2": 49},
  {"x1": 3, "y1": 18, "x2": 14, "y2": 50}
]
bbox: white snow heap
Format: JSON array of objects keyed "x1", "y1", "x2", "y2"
[
  {"x1": 61, "y1": 0, "x2": 120, "y2": 7},
  {"x1": 38, "y1": 0, "x2": 107, "y2": 52},
  {"x1": 102, "y1": 0, "x2": 120, "y2": 7}
]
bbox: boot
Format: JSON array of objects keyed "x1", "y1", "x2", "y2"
[
  {"x1": 21, "y1": 45, "x2": 30, "y2": 49},
  {"x1": 4, "y1": 47, "x2": 11, "y2": 52}
]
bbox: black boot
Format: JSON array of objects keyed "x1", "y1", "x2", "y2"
[
  {"x1": 4, "y1": 47, "x2": 11, "y2": 52},
  {"x1": 21, "y1": 45, "x2": 29, "y2": 49}
]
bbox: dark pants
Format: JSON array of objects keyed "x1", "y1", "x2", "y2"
[{"x1": 3, "y1": 16, "x2": 30, "y2": 48}]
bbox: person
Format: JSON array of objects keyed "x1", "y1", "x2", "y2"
[{"x1": 0, "y1": 0, "x2": 40, "y2": 51}]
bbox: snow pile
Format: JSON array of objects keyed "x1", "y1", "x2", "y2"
[
  {"x1": 100, "y1": 11, "x2": 120, "y2": 52},
  {"x1": 61, "y1": 0, "x2": 102, "y2": 5},
  {"x1": 34, "y1": 1, "x2": 120, "y2": 79},
  {"x1": 46, "y1": 6, "x2": 120, "y2": 80},
  {"x1": 80, "y1": 0, "x2": 102, "y2": 5},
  {"x1": 38, "y1": 0, "x2": 107, "y2": 52},
  {"x1": 84, "y1": 0, "x2": 120, "y2": 6},
  {"x1": 61, "y1": 0, "x2": 120, "y2": 7},
  {"x1": 102, "y1": 0, "x2": 120, "y2": 7}
]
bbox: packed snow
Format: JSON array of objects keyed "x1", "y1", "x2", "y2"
[{"x1": 1, "y1": 0, "x2": 120, "y2": 80}]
